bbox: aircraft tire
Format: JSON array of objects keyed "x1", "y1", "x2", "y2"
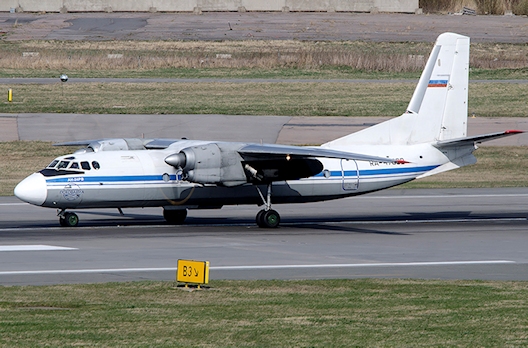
[
  {"x1": 256, "y1": 209, "x2": 266, "y2": 227},
  {"x1": 257, "y1": 209, "x2": 280, "y2": 228},
  {"x1": 163, "y1": 209, "x2": 187, "y2": 224},
  {"x1": 60, "y1": 212, "x2": 79, "y2": 227}
]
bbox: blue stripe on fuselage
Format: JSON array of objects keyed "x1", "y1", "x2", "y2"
[
  {"x1": 46, "y1": 174, "x2": 177, "y2": 184},
  {"x1": 314, "y1": 165, "x2": 438, "y2": 178},
  {"x1": 45, "y1": 165, "x2": 438, "y2": 185}
]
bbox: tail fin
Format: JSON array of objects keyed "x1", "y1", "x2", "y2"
[{"x1": 324, "y1": 32, "x2": 470, "y2": 147}]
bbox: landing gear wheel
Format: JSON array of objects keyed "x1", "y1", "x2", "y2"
[
  {"x1": 60, "y1": 212, "x2": 79, "y2": 227},
  {"x1": 257, "y1": 209, "x2": 280, "y2": 228},
  {"x1": 256, "y1": 209, "x2": 266, "y2": 227},
  {"x1": 163, "y1": 209, "x2": 187, "y2": 224}
]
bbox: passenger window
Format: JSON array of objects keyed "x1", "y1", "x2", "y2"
[
  {"x1": 47, "y1": 160, "x2": 59, "y2": 168},
  {"x1": 57, "y1": 161, "x2": 70, "y2": 169},
  {"x1": 92, "y1": 161, "x2": 100, "y2": 170},
  {"x1": 70, "y1": 162, "x2": 79, "y2": 169},
  {"x1": 81, "y1": 161, "x2": 91, "y2": 170}
]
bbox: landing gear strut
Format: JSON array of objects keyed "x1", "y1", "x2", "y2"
[
  {"x1": 255, "y1": 183, "x2": 281, "y2": 228},
  {"x1": 58, "y1": 210, "x2": 79, "y2": 227}
]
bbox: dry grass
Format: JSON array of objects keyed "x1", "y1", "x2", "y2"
[
  {"x1": 2, "y1": 40, "x2": 528, "y2": 74},
  {"x1": 1, "y1": 40, "x2": 431, "y2": 72},
  {"x1": 404, "y1": 146, "x2": 528, "y2": 188},
  {"x1": 0, "y1": 141, "x2": 77, "y2": 196},
  {"x1": 420, "y1": 0, "x2": 528, "y2": 14}
]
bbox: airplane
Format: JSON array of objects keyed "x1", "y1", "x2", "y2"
[{"x1": 14, "y1": 32, "x2": 522, "y2": 228}]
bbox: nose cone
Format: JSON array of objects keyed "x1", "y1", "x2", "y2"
[{"x1": 14, "y1": 173, "x2": 47, "y2": 206}]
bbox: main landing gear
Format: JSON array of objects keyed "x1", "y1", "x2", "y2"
[
  {"x1": 255, "y1": 183, "x2": 281, "y2": 228},
  {"x1": 163, "y1": 208, "x2": 188, "y2": 224},
  {"x1": 58, "y1": 210, "x2": 79, "y2": 227}
]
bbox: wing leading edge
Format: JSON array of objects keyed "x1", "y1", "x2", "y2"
[{"x1": 239, "y1": 143, "x2": 406, "y2": 164}]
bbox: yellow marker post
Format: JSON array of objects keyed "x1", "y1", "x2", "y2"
[
  {"x1": 176, "y1": 259, "x2": 210, "y2": 287},
  {"x1": 7, "y1": 89, "x2": 12, "y2": 102}
]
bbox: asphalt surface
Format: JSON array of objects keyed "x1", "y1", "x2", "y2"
[
  {"x1": 1, "y1": 188, "x2": 528, "y2": 285},
  {"x1": 1, "y1": 113, "x2": 527, "y2": 146},
  {"x1": 1, "y1": 12, "x2": 527, "y2": 286},
  {"x1": 1, "y1": 12, "x2": 527, "y2": 43}
]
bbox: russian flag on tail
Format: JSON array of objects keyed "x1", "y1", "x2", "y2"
[{"x1": 428, "y1": 80, "x2": 448, "y2": 87}]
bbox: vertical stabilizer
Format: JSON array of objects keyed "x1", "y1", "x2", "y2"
[{"x1": 324, "y1": 33, "x2": 470, "y2": 148}]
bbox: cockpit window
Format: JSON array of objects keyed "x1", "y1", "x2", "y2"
[
  {"x1": 81, "y1": 161, "x2": 91, "y2": 170},
  {"x1": 92, "y1": 161, "x2": 100, "y2": 170},
  {"x1": 70, "y1": 162, "x2": 79, "y2": 169},
  {"x1": 47, "y1": 160, "x2": 59, "y2": 168},
  {"x1": 57, "y1": 161, "x2": 70, "y2": 169}
]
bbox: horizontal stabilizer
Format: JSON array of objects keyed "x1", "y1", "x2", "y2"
[{"x1": 434, "y1": 130, "x2": 524, "y2": 148}]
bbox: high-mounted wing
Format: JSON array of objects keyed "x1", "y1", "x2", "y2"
[
  {"x1": 238, "y1": 143, "x2": 401, "y2": 163},
  {"x1": 165, "y1": 142, "x2": 407, "y2": 187},
  {"x1": 238, "y1": 143, "x2": 407, "y2": 185},
  {"x1": 54, "y1": 138, "x2": 184, "y2": 152}
]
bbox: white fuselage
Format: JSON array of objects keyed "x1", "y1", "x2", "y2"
[{"x1": 15, "y1": 142, "x2": 447, "y2": 210}]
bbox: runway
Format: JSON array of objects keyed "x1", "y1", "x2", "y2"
[
  {"x1": 1, "y1": 12, "x2": 527, "y2": 286},
  {"x1": 1, "y1": 188, "x2": 528, "y2": 285}
]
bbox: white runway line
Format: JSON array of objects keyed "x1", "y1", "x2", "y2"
[
  {"x1": 212, "y1": 260, "x2": 516, "y2": 270},
  {"x1": 347, "y1": 193, "x2": 528, "y2": 200},
  {"x1": 0, "y1": 260, "x2": 515, "y2": 276},
  {"x1": 0, "y1": 245, "x2": 78, "y2": 252}
]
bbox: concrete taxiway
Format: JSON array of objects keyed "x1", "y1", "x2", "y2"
[
  {"x1": 1, "y1": 12, "x2": 527, "y2": 43},
  {"x1": 1, "y1": 188, "x2": 528, "y2": 285},
  {"x1": 2, "y1": 113, "x2": 528, "y2": 146}
]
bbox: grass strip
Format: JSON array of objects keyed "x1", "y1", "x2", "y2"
[
  {"x1": 1, "y1": 142, "x2": 526, "y2": 196},
  {"x1": 402, "y1": 146, "x2": 528, "y2": 189},
  {"x1": 1, "y1": 40, "x2": 528, "y2": 78},
  {"x1": 0, "y1": 141, "x2": 77, "y2": 196},
  {"x1": 2, "y1": 82, "x2": 528, "y2": 117},
  {"x1": 1, "y1": 279, "x2": 528, "y2": 347},
  {"x1": 2, "y1": 67, "x2": 528, "y2": 80}
]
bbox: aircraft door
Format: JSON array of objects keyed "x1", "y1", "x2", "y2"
[{"x1": 340, "y1": 159, "x2": 359, "y2": 191}]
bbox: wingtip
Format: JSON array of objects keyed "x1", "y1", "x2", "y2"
[{"x1": 505, "y1": 130, "x2": 525, "y2": 134}]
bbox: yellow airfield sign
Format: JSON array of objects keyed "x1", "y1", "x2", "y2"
[{"x1": 176, "y1": 259, "x2": 210, "y2": 285}]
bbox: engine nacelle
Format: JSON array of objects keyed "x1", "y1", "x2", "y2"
[
  {"x1": 74, "y1": 138, "x2": 146, "y2": 154},
  {"x1": 165, "y1": 143, "x2": 247, "y2": 187}
]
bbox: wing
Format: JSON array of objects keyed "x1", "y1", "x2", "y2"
[
  {"x1": 238, "y1": 143, "x2": 399, "y2": 163},
  {"x1": 54, "y1": 138, "x2": 184, "y2": 151},
  {"x1": 165, "y1": 142, "x2": 407, "y2": 187}
]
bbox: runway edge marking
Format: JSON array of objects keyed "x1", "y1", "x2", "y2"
[
  {"x1": 0, "y1": 260, "x2": 516, "y2": 275},
  {"x1": 0, "y1": 245, "x2": 78, "y2": 252}
]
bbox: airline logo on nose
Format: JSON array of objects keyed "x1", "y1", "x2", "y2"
[{"x1": 61, "y1": 185, "x2": 84, "y2": 201}]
